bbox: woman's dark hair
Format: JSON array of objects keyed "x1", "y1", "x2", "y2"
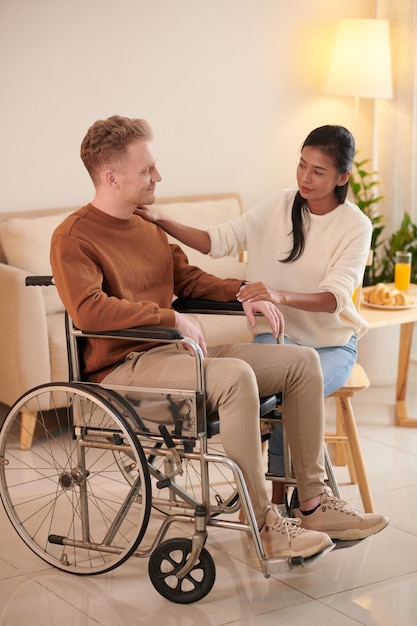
[{"x1": 281, "y1": 125, "x2": 355, "y2": 263}]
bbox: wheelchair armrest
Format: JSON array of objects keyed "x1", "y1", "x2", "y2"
[
  {"x1": 173, "y1": 298, "x2": 244, "y2": 315},
  {"x1": 25, "y1": 275, "x2": 55, "y2": 287},
  {"x1": 72, "y1": 324, "x2": 205, "y2": 397},
  {"x1": 76, "y1": 326, "x2": 184, "y2": 341}
]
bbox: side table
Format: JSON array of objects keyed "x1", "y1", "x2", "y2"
[{"x1": 361, "y1": 283, "x2": 417, "y2": 427}]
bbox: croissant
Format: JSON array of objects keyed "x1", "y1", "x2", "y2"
[
  {"x1": 365, "y1": 283, "x2": 391, "y2": 305},
  {"x1": 392, "y1": 290, "x2": 414, "y2": 306},
  {"x1": 364, "y1": 283, "x2": 415, "y2": 306}
]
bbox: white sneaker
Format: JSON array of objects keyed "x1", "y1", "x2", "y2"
[
  {"x1": 294, "y1": 488, "x2": 389, "y2": 540},
  {"x1": 260, "y1": 506, "x2": 333, "y2": 559}
]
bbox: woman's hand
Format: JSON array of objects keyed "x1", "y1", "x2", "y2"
[
  {"x1": 237, "y1": 282, "x2": 337, "y2": 313},
  {"x1": 134, "y1": 206, "x2": 162, "y2": 222},
  {"x1": 241, "y1": 300, "x2": 284, "y2": 339},
  {"x1": 237, "y1": 281, "x2": 281, "y2": 305}
]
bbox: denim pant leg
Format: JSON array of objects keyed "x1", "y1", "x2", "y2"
[{"x1": 253, "y1": 333, "x2": 358, "y2": 476}]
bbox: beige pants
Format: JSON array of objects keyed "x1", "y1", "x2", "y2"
[{"x1": 103, "y1": 342, "x2": 326, "y2": 526}]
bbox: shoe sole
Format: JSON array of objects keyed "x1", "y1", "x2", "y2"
[
  {"x1": 264, "y1": 534, "x2": 333, "y2": 560},
  {"x1": 249, "y1": 534, "x2": 333, "y2": 566},
  {"x1": 305, "y1": 517, "x2": 389, "y2": 541}
]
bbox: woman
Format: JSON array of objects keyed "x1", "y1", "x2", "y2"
[{"x1": 137, "y1": 125, "x2": 372, "y2": 503}]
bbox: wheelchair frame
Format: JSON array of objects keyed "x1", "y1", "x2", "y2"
[{"x1": 0, "y1": 276, "x2": 337, "y2": 604}]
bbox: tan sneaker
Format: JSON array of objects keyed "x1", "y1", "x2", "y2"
[
  {"x1": 260, "y1": 506, "x2": 333, "y2": 559},
  {"x1": 294, "y1": 488, "x2": 389, "y2": 540}
]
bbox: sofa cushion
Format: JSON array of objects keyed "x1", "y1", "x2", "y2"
[
  {"x1": 0, "y1": 211, "x2": 71, "y2": 314},
  {"x1": 153, "y1": 197, "x2": 247, "y2": 280}
]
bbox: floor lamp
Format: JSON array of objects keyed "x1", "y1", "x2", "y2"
[{"x1": 322, "y1": 18, "x2": 393, "y2": 172}]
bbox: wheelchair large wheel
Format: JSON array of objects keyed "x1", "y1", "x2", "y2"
[
  {"x1": 148, "y1": 538, "x2": 215, "y2": 604},
  {"x1": 0, "y1": 383, "x2": 151, "y2": 575}
]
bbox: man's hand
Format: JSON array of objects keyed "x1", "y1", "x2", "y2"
[
  {"x1": 134, "y1": 205, "x2": 161, "y2": 222},
  {"x1": 241, "y1": 300, "x2": 284, "y2": 339},
  {"x1": 174, "y1": 312, "x2": 208, "y2": 356}
]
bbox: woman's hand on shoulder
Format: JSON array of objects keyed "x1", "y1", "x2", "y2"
[{"x1": 134, "y1": 205, "x2": 161, "y2": 222}]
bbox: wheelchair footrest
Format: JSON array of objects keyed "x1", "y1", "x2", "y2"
[
  {"x1": 288, "y1": 541, "x2": 336, "y2": 567},
  {"x1": 260, "y1": 541, "x2": 336, "y2": 573}
]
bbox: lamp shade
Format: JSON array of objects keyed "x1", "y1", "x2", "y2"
[{"x1": 323, "y1": 18, "x2": 393, "y2": 99}]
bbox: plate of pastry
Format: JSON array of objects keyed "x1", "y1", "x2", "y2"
[
  {"x1": 362, "y1": 283, "x2": 416, "y2": 309},
  {"x1": 362, "y1": 301, "x2": 417, "y2": 310}
]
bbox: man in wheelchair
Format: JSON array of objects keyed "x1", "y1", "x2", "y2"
[{"x1": 50, "y1": 115, "x2": 388, "y2": 562}]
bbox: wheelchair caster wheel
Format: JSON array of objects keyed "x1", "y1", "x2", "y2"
[{"x1": 148, "y1": 538, "x2": 215, "y2": 604}]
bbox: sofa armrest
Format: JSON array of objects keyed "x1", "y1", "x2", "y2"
[{"x1": 0, "y1": 264, "x2": 51, "y2": 406}]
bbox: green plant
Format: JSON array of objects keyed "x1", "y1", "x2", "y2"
[
  {"x1": 376, "y1": 212, "x2": 417, "y2": 284},
  {"x1": 349, "y1": 158, "x2": 386, "y2": 285},
  {"x1": 349, "y1": 157, "x2": 417, "y2": 285}
]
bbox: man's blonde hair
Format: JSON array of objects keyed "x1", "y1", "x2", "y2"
[{"x1": 80, "y1": 115, "x2": 153, "y2": 184}]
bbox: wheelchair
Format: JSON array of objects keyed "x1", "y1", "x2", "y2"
[{"x1": 0, "y1": 277, "x2": 337, "y2": 604}]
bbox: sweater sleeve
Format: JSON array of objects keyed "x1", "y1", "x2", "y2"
[
  {"x1": 171, "y1": 245, "x2": 243, "y2": 301},
  {"x1": 51, "y1": 231, "x2": 177, "y2": 332},
  {"x1": 208, "y1": 191, "x2": 291, "y2": 259},
  {"x1": 208, "y1": 215, "x2": 248, "y2": 258},
  {"x1": 318, "y1": 207, "x2": 372, "y2": 312}
]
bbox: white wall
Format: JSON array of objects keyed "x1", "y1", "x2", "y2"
[{"x1": 0, "y1": 0, "x2": 376, "y2": 213}]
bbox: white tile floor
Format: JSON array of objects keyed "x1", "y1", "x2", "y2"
[{"x1": 1, "y1": 365, "x2": 417, "y2": 626}]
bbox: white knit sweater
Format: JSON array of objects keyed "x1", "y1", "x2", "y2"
[{"x1": 208, "y1": 189, "x2": 372, "y2": 348}]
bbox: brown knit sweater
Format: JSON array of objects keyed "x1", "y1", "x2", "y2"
[{"x1": 50, "y1": 204, "x2": 242, "y2": 381}]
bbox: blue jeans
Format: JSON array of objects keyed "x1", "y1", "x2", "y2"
[{"x1": 253, "y1": 333, "x2": 358, "y2": 476}]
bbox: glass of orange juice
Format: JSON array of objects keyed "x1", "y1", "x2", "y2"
[{"x1": 394, "y1": 251, "x2": 412, "y2": 291}]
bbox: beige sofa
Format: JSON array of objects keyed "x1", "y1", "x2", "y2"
[{"x1": 0, "y1": 193, "x2": 252, "y2": 415}]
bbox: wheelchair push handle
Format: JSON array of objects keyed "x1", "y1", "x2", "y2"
[{"x1": 25, "y1": 275, "x2": 55, "y2": 287}]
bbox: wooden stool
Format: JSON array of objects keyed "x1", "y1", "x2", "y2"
[{"x1": 326, "y1": 363, "x2": 374, "y2": 513}]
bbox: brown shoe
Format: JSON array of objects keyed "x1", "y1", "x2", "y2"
[
  {"x1": 260, "y1": 506, "x2": 333, "y2": 559},
  {"x1": 294, "y1": 488, "x2": 389, "y2": 540}
]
